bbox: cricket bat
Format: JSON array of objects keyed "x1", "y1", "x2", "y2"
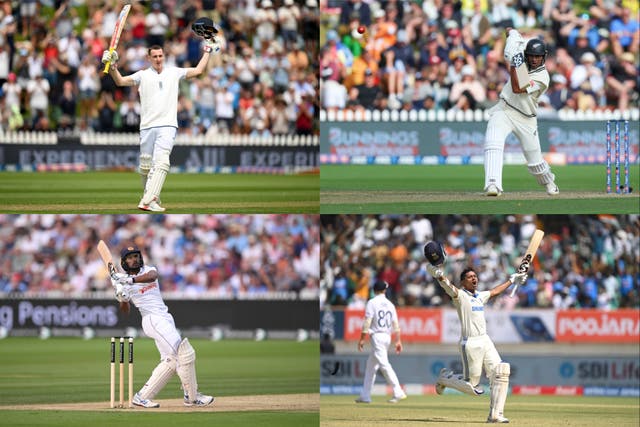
[
  {"x1": 103, "y1": 4, "x2": 131, "y2": 74},
  {"x1": 510, "y1": 229, "x2": 544, "y2": 297},
  {"x1": 97, "y1": 239, "x2": 118, "y2": 280}
]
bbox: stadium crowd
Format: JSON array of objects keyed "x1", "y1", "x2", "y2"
[
  {"x1": 320, "y1": 214, "x2": 639, "y2": 310},
  {"x1": 0, "y1": 0, "x2": 319, "y2": 135},
  {"x1": 320, "y1": 0, "x2": 639, "y2": 112},
  {"x1": 0, "y1": 214, "x2": 320, "y2": 298}
]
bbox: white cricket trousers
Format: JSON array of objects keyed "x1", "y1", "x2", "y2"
[
  {"x1": 141, "y1": 313, "x2": 182, "y2": 359},
  {"x1": 360, "y1": 333, "x2": 403, "y2": 400},
  {"x1": 484, "y1": 101, "x2": 545, "y2": 191},
  {"x1": 460, "y1": 334, "x2": 502, "y2": 386}
]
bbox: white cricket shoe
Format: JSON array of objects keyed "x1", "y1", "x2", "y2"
[
  {"x1": 387, "y1": 393, "x2": 407, "y2": 403},
  {"x1": 485, "y1": 184, "x2": 503, "y2": 197},
  {"x1": 184, "y1": 392, "x2": 214, "y2": 407},
  {"x1": 132, "y1": 392, "x2": 160, "y2": 408},
  {"x1": 545, "y1": 182, "x2": 559, "y2": 195},
  {"x1": 355, "y1": 398, "x2": 371, "y2": 404},
  {"x1": 138, "y1": 197, "x2": 166, "y2": 212},
  {"x1": 487, "y1": 415, "x2": 510, "y2": 423}
]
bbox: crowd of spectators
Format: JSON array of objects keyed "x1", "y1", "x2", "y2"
[
  {"x1": 0, "y1": 214, "x2": 320, "y2": 298},
  {"x1": 320, "y1": 214, "x2": 639, "y2": 310},
  {"x1": 0, "y1": 0, "x2": 319, "y2": 136},
  {"x1": 320, "y1": 0, "x2": 639, "y2": 112}
]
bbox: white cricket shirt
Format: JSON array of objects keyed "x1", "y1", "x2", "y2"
[
  {"x1": 364, "y1": 294, "x2": 399, "y2": 335},
  {"x1": 126, "y1": 265, "x2": 170, "y2": 317},
  {"x1": 500, "y1": 65, "x2": 549, "y2": 118},
  {"x1": 452, "y1": 289, "x2": 490, "y2": 339},
  {"x1": 130, "y1": 66, "x2": 187, "y2": 129}
]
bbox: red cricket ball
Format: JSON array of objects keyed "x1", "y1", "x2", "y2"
[{"x1": 357, "y1": 26, "x2": 366, "y2": 34}]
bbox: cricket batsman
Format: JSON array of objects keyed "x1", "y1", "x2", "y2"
[
  {"x1": 101, "y1": 17, "x2": 221, "y2": 212},
  {"x1": 423, "y1": 241, "x2": 527, "y2": 423},
  {"x1": 483, "y1": 28, "x2": 559, "y2": 196},
  {"x1": 112, "y1": 245, "x2": 214, "y2": 407}
]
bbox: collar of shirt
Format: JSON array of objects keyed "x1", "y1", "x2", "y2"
[{"x1": 463, "y1": 288, "x2": 478, "y2": 298}]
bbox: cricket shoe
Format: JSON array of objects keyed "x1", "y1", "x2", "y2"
[
  {"x1": 355, "y1": 398, "x2": 371, "y2": 404},
  {"x1": 132, "y1": 392, "x2": 160, "y2": 408},
  {"x1": 545, "y1": 182, "x2": 559, "y2": 195},
  {"x1": 487, "y1": 416, "x2": 509, "y2": 423},
  {"x1": 485, "y1": 184, "x2": 503, "y2": 197},
  {"x1": 184, "y1": 392, "x2": 215, "y2": 407},
  {"x1": 138, "y1": 197, "x2": 166, "y2": 212},
  {"x1": 388, "y1": 393, "x2": 407, "y2": 403}
]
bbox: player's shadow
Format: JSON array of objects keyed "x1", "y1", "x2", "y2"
[{"x1": 379, "y1": 418, "x2": 485, "y2": 423}]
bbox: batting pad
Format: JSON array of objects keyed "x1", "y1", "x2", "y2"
[
  {"x1": 142, "y1": 149, "x2": 170, "y2": 204},
  {"x1": 438, "y1": 370, "x2": 484, "y2": 396},
  {"x1": 489, "y1": 362, "x2": 510, "y2": 420},
  {"x1": 139, "y1": 153, "x2": 152, "y2": 175},
  {"x1": 138, "y1": 357, "x2": 176, "y2": 400},
  {"x1": 177, "y1": 338, "x2": 198, "y2": 402},
  {"x1": 484, "y1": 149, "x2": 504, "y2": 191},
  {"x1": 527, "y1": 161, "x2": 555, "y2": 185}
]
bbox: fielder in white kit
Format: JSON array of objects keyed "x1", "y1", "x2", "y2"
[
  {"x1": 102, "y1": 18, "x2": 221, "y2": 212},
  {"x1": 484, "y1": 28, "x2": 559, "y2": 196},
  {"x1": 112, "y1": 245, "x2": 214, "y2": 408},
  {"x1": 423, "y1": 242, "x2": 526, "y2": 423},
  {"x1": 356, "y1": 280, "x2": 407, "y2": 404}
]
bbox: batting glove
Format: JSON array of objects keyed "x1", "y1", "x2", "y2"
[
  {"x1": 115, "y1": 283, "x2": 132, "y2": 302},
  {"x1": 203, "y1": 37, "x2": 221, "y2": 54},
  {"x1": 101, "y1": 50, "x2": 119, "y2": 65},
  {"x1": 112, "y1": 273, "x2": 132, "y2": 284},
  {"x1": 117, "y1": 277, "x2": 134, "y2": 286},
  {"x1": 504, "y1": 31, "x2": 525, "y2": 63},
  {"x1": 510, "y1": 51, "x2": 525, "y2": 68},
  {"x1": 509, "y1": 272, "x2": 528, "y2": 285},
  {"x1": 426, "y1": 264, "x2": 444, "y2": 279}
]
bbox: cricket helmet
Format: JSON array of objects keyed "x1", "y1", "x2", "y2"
[
  {"x1": 423, "y1": 241, "x2": 447, "y2": 266},
  {"x1": 120, "y1": 245, "x2": 144, "y2": 273},
  {"x1": 191, "y1": 17, "x2": 218, "y2": 39},
  {"x1": 524, "y1": 38, "x2": 547, "y2": 70}
]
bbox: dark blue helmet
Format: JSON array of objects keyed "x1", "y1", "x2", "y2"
[
  {"x1": 191, "y1": 17, "x2": 218, "y2": 39},
  {"x1": 120, "y1": 245, "x2": 143, "y2": 273},
  {"x1": 423, "y1": 241, "x2": 447, "y2": 266}
]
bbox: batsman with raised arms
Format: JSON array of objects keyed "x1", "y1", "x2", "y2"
[
  {"x1": 102, "y1": 18, "x2": 221, "y2": 212},
  {"x1": 484, "y1": 28, "x2": 559, "y2": 197},
  {"x1": 423, "y1": 241, "x2": 527, "y2": 423},
  {"x1": 112, "y1": 245, "x2": 214, "y2": 407}
]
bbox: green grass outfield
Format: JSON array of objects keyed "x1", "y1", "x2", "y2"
[
  {"x1": 320, "y1": 165, "x2": 640, "y2": 213},
  {"x1": 0, "y1": 337, "x2": 318, "y2": 426},
  {"x1": 320, "y1": 394, "x2": 640, "y2": 427},
  {"x1": 0, "y1": 171, "x2": 319, "y2": 213}
]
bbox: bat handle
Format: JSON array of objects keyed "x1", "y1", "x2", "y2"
[
  {"x1": 509, "y1": 283, "x2": 518, "y2": 298},
  {"x1": 103, "y1": 48, "x2": 114, "y2": 74}
]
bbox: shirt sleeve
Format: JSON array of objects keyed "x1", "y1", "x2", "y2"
[
  {"x1": 130, "y1": 70, "x2": 142, "y2": 86},
  {"x1": 479, "y1": 290, "x2": 491, "y2": 304},
  {"x1": 364, "y1": 300, "x2": 374, "y2": 320}
]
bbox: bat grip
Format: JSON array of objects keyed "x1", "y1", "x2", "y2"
[
  {"x1": 103, "y1": 48, "x2": 114, "y2": 74},
  {"x1": 509, "y1": 284, "x2": 519, "y2": 298}
]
